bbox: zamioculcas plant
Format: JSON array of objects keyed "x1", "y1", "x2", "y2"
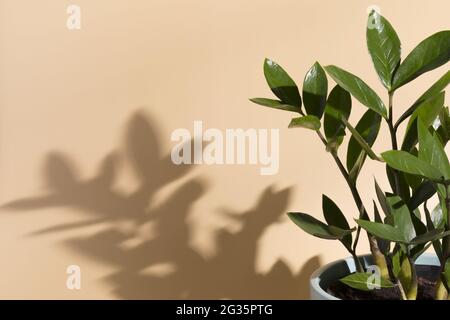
[{"x1": 250, "y1": 10, "x2": 450, "y2": 300}]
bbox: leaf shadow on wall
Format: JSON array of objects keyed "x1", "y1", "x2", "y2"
[{"x1": 3, "y1": 110, "x2": 321, "y2": 299}]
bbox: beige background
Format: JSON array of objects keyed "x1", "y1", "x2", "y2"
[{"x1": 0, "y1": 0, "x2": 448, "y2": 299}]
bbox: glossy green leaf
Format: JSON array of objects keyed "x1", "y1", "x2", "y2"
[
  {"x1": 288, "y1": 115, "x2": 321, "y2": 130},
  {"x1": 386, "y1": 165, "x2": 411, "y2": 202},
  {"x1": 401, "y1": 91, "x2": 445, "y2": 152},
  {"x1": 375, "y1": 179, "x2": 390, "y2": 216},
  {"x1": 303, "y1": 62, "x2": 328, "y2": 118},
  {"x1": 324, "y1": 85, "x2": 352, "y2": 143},
  {"x1": 392, "y1": 31, "x2": 450, "y2": 91},
  {"x1": 418, "y1": 119, "x2": 450, "y2": 179},
  {"x1": 436, "y1": 106, "x2": 450, "y2": 145},
  {"x1": 287, "y1": 212, "x2": 353, "y2": 240},
  {"x1": 366, "y1": 11, "x2": 401, "y2": 90},
  {"x1": 340, "y1": 272, "x2": 394, "y2": 291},
  {"x1": 373, "y1": 202, "x2": 382, "y2": 223},
  {"x1": 381, "y1": 150, "x2": 444, "y2": 181},
  {"x1": 410, "y1": 229, "x2": 450, "y2": 245},
  {"x1": 325, "y1": 65, "x2": 387, "y2": 118},
  {"x1": 395, "y1": 71, "x2": 450, "y2": 129},
  {"x1": 424, "y1": 203, "x2": 443, "y2": 259},
  {"x1": 373, "y1": 201, "x2": 390, "y2": 254},
  {"x1": 432, "y1": 203, "x2": 444, "y2": 228},
  {"x1": 264, "y1": 58, "x2": 302, "y2": 107},
  {"x1": 347, "y1": 110, "x2": 382, "y2": 180},
  {"x1": 402, "y1": 149, "x2": 423, "y2": 192},
  {"x1": 342, "y1": 117, "x2": 381, "y2": 161},
  {"x1": 386, "y1": 195, "x2": 416, "y2": 243},
  {"x1": 322, "y1": 195, "x2": 352, "y2": 248},
  {"x1": 408, "y1": 180, "x2": 436, "y2": 211},
  {"x1": 410, "y1": 209, "x2": 427, "y2": 239},
  {"x1": 249, "y1": 98, "x2": 300, "y2": 113},
  {"x1": 355, "y1": 219, "x2": 406, "y2": 242}
]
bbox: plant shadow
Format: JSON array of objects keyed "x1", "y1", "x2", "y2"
[{"x1": 3, "y1": 110, "x2": 321, "y2": 299}]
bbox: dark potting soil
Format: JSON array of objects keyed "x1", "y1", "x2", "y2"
[{"x1": 327, "y1": 265, "x2": 441, "y2": 300}]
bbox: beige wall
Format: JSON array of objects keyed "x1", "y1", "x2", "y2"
[{"x1": 0, "y1": 0, "x2": 448, "y2": 299}]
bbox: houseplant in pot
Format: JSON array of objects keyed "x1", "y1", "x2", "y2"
[{"x1": 250, "y1": 10, "x2": 450, "y2": 300}]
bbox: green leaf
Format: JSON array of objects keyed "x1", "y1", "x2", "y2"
[
  {"x1": 347, "y1": 110, "x2": 382, "y2": 180},
  {"x1": 303, "y1": 62, "x2": 328, "y2": 119},
  {"x1": 424, "y1": 203, "x2": 443, "y2": 259},
  {"x1": 408, "y1": 180, "x2": 436, "y2": 211},
  {"x1": 341, "y1": 117, "x2": 381, "y2": 161},
  {"x1": 340, "y1": 272, "x2": 394, "y2": 291},
  {"x1": 436, "y1": 106, "x2": 450, "y2": 145},
  {"x1": 381, "y1": 150, "x2": 444, "y2": 181},
  {"x1": 324, "y1": 85, "x2": 352, "y2": 143},
  {"x1": 386, "y1": 165, "x2": 411, "y2": 202},
  {"x1": 436, "y1": 107, "x2": 450, "y2": 146},
  {"x1": 322, "y1": 195, "x2": 352, "y2": 248},
  {"x1": 395, "y1": 71, "x2": 450, "y2": 129},
  {"x1": 410, "y1": 229, "x2": 450, "y2": 245},
  {"x1": 375, "y1": 179, "x2": 390, "y2": 216},
  {"x1": 249, "y1": 98, "x2": 300, "y2": 113},
  {"x1": 288, "y1": 115, "x2": 321, "y2": 130},
  {"x1": 418, "y1": 119, "x2": 450, "y2": 179},
  {"x1": 373, "y1": 201, "x2": 383, "y2": 223},
  {"x1": 386, "y1": 195, "x2": 416, "y2": 243},
  {"x1": 264, "y1": 58, "x2": 302, "y2": 107},
  {"x1": 366, "y1": 11, "x2": 401, "y2": 90},
  {"x1": 402, "y1": 148, "x2": 423, "y2": 191},
  {"x1": 373, "y1": 201, "x2": 390, "y2": 254},
  {"x1": 401, "y1": 91, "x2": 445, "y2": 152},
  {"x1": 324, "y1": 65, "x2": 387, "y2": 118},
  {"x1": 287, "y1": 212, "x2": 353, "y2": 240},
  {"x1": 431, "y1": 203, "x2": 444, "y2": 229},
  {"x1": 355, "y1": 219, "x2": 406, "y2": 242},
  {"x1": 442, "y1": 258, "x2": 450, "y2": 289},
  {"x1": 392, "y1": 31, "x2": 450, "y2": 91}
]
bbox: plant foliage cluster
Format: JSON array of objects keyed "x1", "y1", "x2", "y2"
[{"x1": 251, "y1": 11, "x2": 450, "y2": 299}]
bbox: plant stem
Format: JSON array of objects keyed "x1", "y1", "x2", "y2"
[
  {"x1": 347, "y1": 248, "x2": 364, "y2": 272},
  {"x1": 435, "y1": 279, "x2": 448, "y2": 300},
  {"x1": 436, "y1": 184, "x2": 450, "y2": 300},
  {"x1": 442, "y1": 184, "x2": 450, "y2": 262},
  {"x1": 312, "y1": 127, "x2": 386, "y2": 275},
  {"x1": 397, "y1": 279, "x2": 408, "y2": 300},
  {"x1": 406, "y1": 256, "x2": 418, "y2": 300},
  {"x1": 387, "y1": 92, "x2": 401, "y2": 195},
  {"x1": 387, "y1": 93, "x2": 398, "y2": 150}
]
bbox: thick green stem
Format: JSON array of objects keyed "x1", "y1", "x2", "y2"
[
  {"x1": 443, "y1": 185, "x2": 450, "y2": 260},
  {"x1": 313, "y1": 128, "x2": 387, "y2": 276},
  {"x1": 387, "y1": 92, "x2": 401, "y2": 195},
  {"x1": 406, "y1": 256, "x2": 418, "y2": 300},
  {"x1": 397, "y1": 279, "x2": 408, "y2": 300},
  {"x1": 429, "y1": 182, "x2": 450, "y2": 299},
  {"x1": 348, "y1": 249, "x2": 364, "y2": 273},
  {"x1": 435, "y1": 279, "x2": 448, "y2": 300}
]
